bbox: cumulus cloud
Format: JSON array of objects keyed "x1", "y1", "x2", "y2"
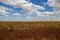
[
  {"x1": 0, "y1": 0, "x2": 56, "y2": 19},
  {"x1": 0, "y1": 0, "x2": 45, "y2": 15},
  {"x1": 47, "y1": 0, "x2": 55, "y2": 7},
  {"x1": 36, "y1": 11, "x2": 54, "y2": 17},
  {"x1": 53, "y1": 0, "x2": 60, "y2": 17},
  {"x1": 47, "y1": 0, "x2": 60, "y2": 8},
  {"x1": 47, "y1": 0, "x2": 60, "y2": 17},
  {"x1": 12, "y1": 13, "x2": 21, "y2": 16},
  {"x1": 0, "y1": 6, "x2": 10, "y2": 17},
  {"x1": 43, "y1": 11, "x2": 54, "y2": 15},
  {"x1": 36, "y1": 12, "x2": 45, "y2": 17}
]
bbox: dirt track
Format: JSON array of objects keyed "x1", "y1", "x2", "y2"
[{"x1": 0, "y1": 21, "x2": 60, "y2": 40}]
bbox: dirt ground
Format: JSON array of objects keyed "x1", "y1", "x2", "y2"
[{"x1": 0, "y1": 21, "x2": 60, "y2": 40}]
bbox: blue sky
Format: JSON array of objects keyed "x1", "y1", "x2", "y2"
[{"x1": 0, "y1": 0, "x2": 60, "y2": 21}]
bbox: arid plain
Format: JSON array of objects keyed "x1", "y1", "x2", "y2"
[{"x1": 0, "y1": 21, "x2": 60, "y2": 40}]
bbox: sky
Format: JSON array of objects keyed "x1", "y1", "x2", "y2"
[{"x1": 0, "y1": 0, "x2": 60, "y2": 21}]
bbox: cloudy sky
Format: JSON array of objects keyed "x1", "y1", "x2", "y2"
[{"x1": 0, "y1": 0, "x2": 60, "y2": 21}]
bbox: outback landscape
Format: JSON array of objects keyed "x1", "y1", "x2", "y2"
[{"x1": 0, "y1": 21, "x2": 60, "y2": 40}]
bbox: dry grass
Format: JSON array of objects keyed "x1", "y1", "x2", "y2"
[{"x1": 0, "y1": 21, "x2": 60, "y2": 40}]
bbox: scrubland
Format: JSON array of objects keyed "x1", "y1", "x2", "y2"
[{"x1": 0, "y1": 21, "x2": 60, "y2": 40}]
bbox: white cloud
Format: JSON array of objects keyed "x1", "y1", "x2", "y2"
[
  {"x1": 17, "y1": 2, "x2": 45, "y2": 15},
  {"x1": 0, "y1": 0, "x2": 45, "y2": 15},
  {"x1": 47, "y1": 0, "x2": 60, "y2": 17},
  {"x1": 12, "y1": 13, "x2": 21, "y2": 16},
  {"x1": 36, "y1": 12, "x2": 45, "y2": 17},
  {"x1": 0, "y1": 6, "x2": 10, "y2": 16},
  {"x1": 0, "y1": 0, "x2": 56, "y2": 19},
  {"x1": 47, "y1": 0, "x2": 60, "y2": 7},
  {"x1": 43, "y1": 11, "x2": 54, "y2": 15},
  {"x1": 53, "y1": 0, "x2": 60, "y2": 17},
  {"x1": 36, "y1": 11, "x2": 54, "y2": 17},
  {"x1": 47, "y1": 0, "x2": 55, "y2": 7}
]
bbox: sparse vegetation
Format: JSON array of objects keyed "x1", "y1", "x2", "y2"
[{"x1": 0, "y1": 21, "x2": 60, "y2": 40}]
